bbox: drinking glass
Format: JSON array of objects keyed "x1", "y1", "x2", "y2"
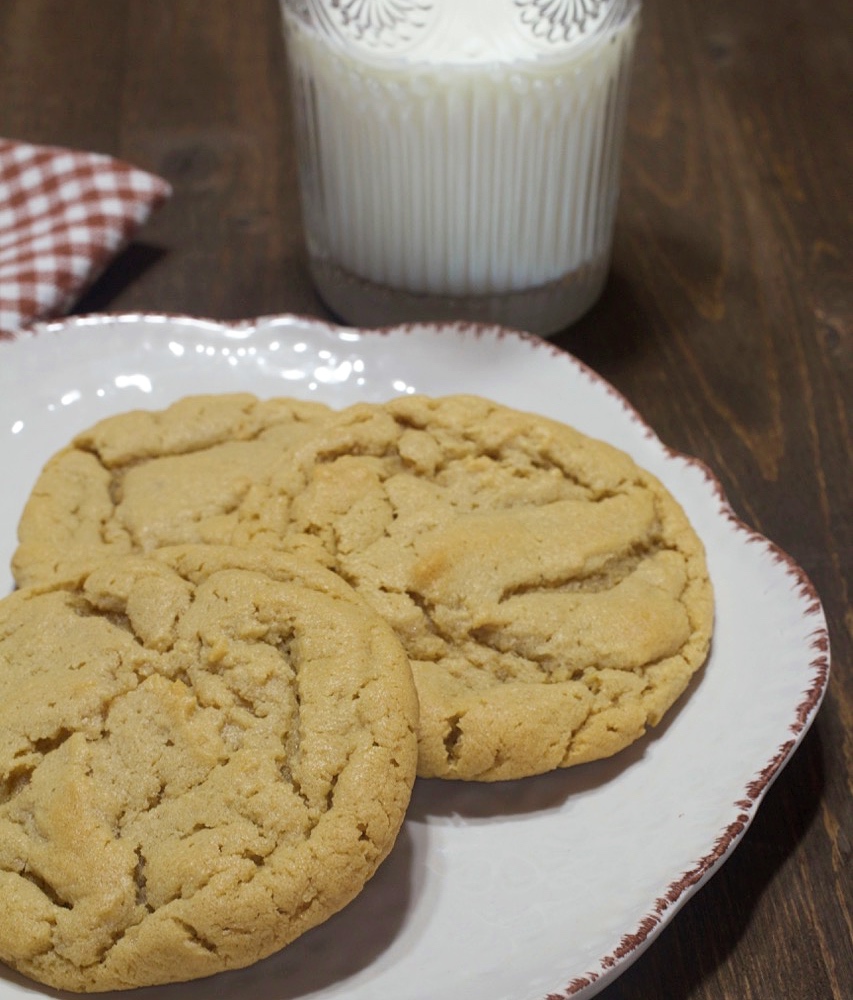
[{"x1": 280, "y1": 0, "x2": 641, "y2": 335}]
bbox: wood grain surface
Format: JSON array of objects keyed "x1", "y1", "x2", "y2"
[{"x1": 1, "y1": 1, "x2": 850, "y2": 997}]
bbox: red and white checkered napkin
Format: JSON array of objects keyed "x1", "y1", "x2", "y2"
[{"x1": 0, "y1": 138, "x2": 171, "y2": 338}]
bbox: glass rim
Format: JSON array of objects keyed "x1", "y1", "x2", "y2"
[{"x1": 280, "y1": 0, "x2": 642, "y2": 71}]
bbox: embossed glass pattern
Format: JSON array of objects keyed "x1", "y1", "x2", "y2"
[{"x1": 281, "y1": 0, "x2": 641, "y2": 334}]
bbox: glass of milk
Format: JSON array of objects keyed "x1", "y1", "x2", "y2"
[{"x1": 280, "y1": 0, "x2": 641, "y2": 336}]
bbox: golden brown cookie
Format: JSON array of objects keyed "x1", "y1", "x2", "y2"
[
  {"x1": 263, "y1": 394, "x2": 714, "y2": 781},
  {"x1": 10, "y1": 391, "x2": 713, "y2": 783},
  {"x1": 0, "y1": 545, "x2": 418, "y2": 992},
  {"x1": 12, "y1": 393, "x2": 332, "y2": 588}
]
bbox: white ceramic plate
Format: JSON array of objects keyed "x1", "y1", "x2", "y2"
[{"x1": 0, "y1": 314, "x2": 829, "y2": 1000}]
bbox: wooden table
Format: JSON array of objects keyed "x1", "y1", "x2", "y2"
[{"x1": 1, "y1": 1, "x2": 850, "y2": 997}]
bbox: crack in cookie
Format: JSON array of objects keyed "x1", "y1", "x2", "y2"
[{"x1": 12, "y1": 394, "x2": 334, "y2": 588}]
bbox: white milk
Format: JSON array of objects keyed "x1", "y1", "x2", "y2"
[{"x1": 283, "y1": 1, "x2": 640, "y2": 333}]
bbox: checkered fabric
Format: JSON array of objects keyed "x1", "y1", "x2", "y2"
[{"x1": 0, "y1": 138, "x2": 171, "y2": 338}]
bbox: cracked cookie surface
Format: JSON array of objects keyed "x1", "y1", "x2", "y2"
[
  {"x1": 259, "y1": 395, "x2": 714, "y2": 781},
  {"x1": 0, "y1": 545, "x2": 418, "y2": 992},
  {"x1": 11, "y1": 391, "x2": 714, "y2": 783},
  {"x1": 12, "y1": 393, "x2": 332, "y2": 588}
]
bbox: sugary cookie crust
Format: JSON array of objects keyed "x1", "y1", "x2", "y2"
[
  {"x1": 266, "y1": 395, "x2": 714, "y2": 781},
  {"x1": 0, "y1": 545, "x2": 418, "y2": 992},
  {"x1": 12, "y1": 393, "x2": 332, "y2": 588}
]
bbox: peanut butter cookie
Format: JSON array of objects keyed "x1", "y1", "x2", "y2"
[
  {"x1": 11, "y1": 392, "x2": 713, "y2": 784},
  {"x1": 0, "y1": 545, "x2": 418, "y2": 992}
]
